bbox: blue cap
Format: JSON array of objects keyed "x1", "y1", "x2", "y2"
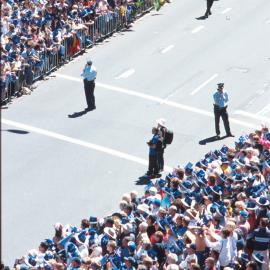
[
  {"x1": 239, "y1": 210, "x2": 249, "y2": 219},
  {"x1": 181, "y1": 180, "x2": 192, "y2": 191},
  {"x1": 220, "y1": 145, "x2": 229, "y2": 154},
  {"x1": 127, "y1": 241, "x2": 136, "y2": 252},
  {"x1": 157, "y1": 178, "x2": 167, "y2": 188},
  {"x1": 153, "y1": 198, "x2": 161, "y2": 207}
]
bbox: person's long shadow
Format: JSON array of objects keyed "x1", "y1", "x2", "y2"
[
  {"x1": 68, "y1": 109, "x2": 87, "y2": 118},
  {"x1": 135, "y1": 175, "x2": 152, "y2": 185},
  {"x1": 135, "y1": 173, "x2": 162, "y2": 185},
  {"x1": 196, "y1": 15, "x2": 207, "y2": 20},
  {"x1": 2, "y1": 129, "x2": 29, "y2": 134},
  {"x1": 199, "y1": 135, "x2": 227, "y2": 145}
]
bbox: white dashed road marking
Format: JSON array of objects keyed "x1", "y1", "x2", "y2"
[
  {"x1": 161, "y1": 45, "x2": 175, "y2": 54},
  {"x1": 115, "y1": 69, "x2": 135, "y2": 79},
  {"x1": 221, "y1": 8, "x2": 232, "y2": 14},
  {"x1": 234, "y1": 110, "x2": 270, "y2": 124},
  {"x1": 54, "y1": 73, "x2": 258, "y2": 129},
  {"x1": 2, "y1": 118, "x2": 173, "y2": 172},
  {"x1": 190, "y1": 74, "x2": 218, "y2": 95},
  {"x1": 191, "y1": 25, "x2": 204, "y2": 34},
  {"x1": 256, "y1": 103, "x2": 270, "y2": 116}
]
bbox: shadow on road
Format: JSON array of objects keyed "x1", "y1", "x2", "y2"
[
  {"x1": 199, "y1": 135, "x2": 227, "y2": 145},
  {"x1": 2, "y1": 129, "x2": 30, "y2": 134},
  {"x1": 135, "y1": 175, "x2": 152, "y2": 185},
  {"x1": 68, "y1": 110, "x2": 87, "y2": 118},
  {"x1": 196, "y1": 15, "x2": 207, "y2": 20}
]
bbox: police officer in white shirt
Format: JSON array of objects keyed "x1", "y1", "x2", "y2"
[
  {"x1": 81, "y1": 60, "x2": 97, "y2": 111},
  {"x1": 213, "y1": 83, "x2": 234, "y2": 138}
]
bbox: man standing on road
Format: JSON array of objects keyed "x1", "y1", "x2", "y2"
[
  {"x1": 213, "y1": 83, "x2": 234, "y2": 138},
  {"x1": 146, "y1": 127, "x2": 160, "y2": 177},
  {"x1": 81, "y1": 60, "x2": 97, "y2": 111},
  {"x1": 205, "y1": 0, "x2": 214, "y2": 18},
  {"x1": 156, "y1": 118, "x2": 167, "y2": 173}
]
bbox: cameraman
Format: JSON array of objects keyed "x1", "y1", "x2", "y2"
[{"x1": 156, "y1": 118, "x2": 167, "y2": 172}]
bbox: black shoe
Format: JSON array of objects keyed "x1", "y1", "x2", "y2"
[
  {"x1": 209, "y1": 11, "x2": 212, "y2": 15},
  {"x1": 226, "y1": 133, "x2": 235, "y2": 137},
  {"x1": 152, "y1": 173, "x2": 161, "y2": 178}
]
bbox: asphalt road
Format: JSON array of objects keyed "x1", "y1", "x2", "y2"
[{"x1": 2, "y1": 0, "x2": 270, "y2": 265}]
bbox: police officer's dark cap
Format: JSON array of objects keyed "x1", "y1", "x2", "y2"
[
  {"x1": 87, "y1": 60, "x2": 92, "y2": 66},
  {"x1": 217, "y1": 83, "x2": 224, "y2": 87}
]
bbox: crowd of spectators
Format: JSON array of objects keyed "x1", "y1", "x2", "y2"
[
  {"x1": 0, "y1": 0, "x2": 155, "y2": 102},
  {"x1": 9, "y1": 126, "x2": 270, "y2": 270}
]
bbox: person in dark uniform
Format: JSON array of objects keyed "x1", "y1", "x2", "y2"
[
  {"x1": 205, "y1": 0, "x2": 214, "y2": 18},
  {"x1": 146, "y1": 127, "x2": 160, "y2": 177},
  {"x1": 156, "y1": 118, "x2": 167, "y2": 172},
  {"x1": 81, "y1": 60, "x2": 97, "y2": 111},
  {"x1": 213, "y1": 83, "x2": 234, "y2": 138}
]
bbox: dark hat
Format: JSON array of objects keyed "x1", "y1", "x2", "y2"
[
  {"x1": 246, "y1": 201, "x2": 257, "y2": 210},
  {"x1": 217, "y1": 83, "x2": 224, "y2": 87},
  {"x1": 187, "y1": 243, "x2": 196, "y2": 251},
  {"x1": 89, "y1": 216, "x2": 98, "y2": 224},
  {"x1": 71, "y1": 257, "x2": 82, "y2": 266},
  {"x1": 252, "y1": 253, "x2": 265, "y2": 264},
  {"x1": 87, "y1": 60, "x2": 92, "y2": 66},
  {"x1": 256, "y1": 196, "x2": 270, "y2": 206},
  {"x1": 240, "y1": 253, "x2": 249, "y2": 263}
]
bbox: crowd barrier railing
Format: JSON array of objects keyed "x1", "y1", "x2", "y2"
[{"x1": 1, "y1": 0, "x2": 155, "y2": 105}]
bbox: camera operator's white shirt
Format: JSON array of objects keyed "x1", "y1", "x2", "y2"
[
  {"x1": 204, "y1": 237, "x2": 232, "y2": 267},
  {"x1": 179, "y1": 253, "x2": 197, "y2": 269}
]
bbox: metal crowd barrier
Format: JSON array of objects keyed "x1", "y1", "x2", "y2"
[{"x1": 1, "y1": 0, "x2": 155, "y2": 105}]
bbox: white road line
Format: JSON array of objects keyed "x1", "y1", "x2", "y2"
[
  {"x1": 54, "y1": 73, "x2": 258, "y2": 129},
  {"x1": 2, "y1": 118, "x2": 173, "y2": 172},
  {"x1": 234, "y1": 110, "x2": 270, "y2": 124},
  {"x1": 256, "y1": 103, "x2": 270, "y2": 116},
  {"x1": 161, "y1": 45, "x2": 174, "y2": 54},
  {"x1": 190, "y1": 74, "x2": 218, "y2": 95},
  {"x1": 265, "y1": 19, "x2": 270, "y2": 24},
  {"x1": 191, "y1": 25, "x2": 204, "y2": 34},
  {"x1": 116, "y1": 69, "x2": 135, "y2": 79},
  {"x1": 221, "y1": 8, "x2": 232, "y2": 14}
]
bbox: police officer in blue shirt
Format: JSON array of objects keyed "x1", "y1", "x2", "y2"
[
  {"x1": 213, "y1": 83, "x2": 234, "y2": 138},
  {"x1": 81, "y1": 60, "x2": 97, "y2": 111}
]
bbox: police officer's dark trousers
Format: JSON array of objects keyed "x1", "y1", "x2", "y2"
[
  {"x1": 205, "y1": 0, "x2": 214, "y2": 16},
  {"x1": 84, "y1": 79, "x2": 96, "y2": 109},
  {"x1": 214, "y1": 105, "x2": 231, "y2": 136}
]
